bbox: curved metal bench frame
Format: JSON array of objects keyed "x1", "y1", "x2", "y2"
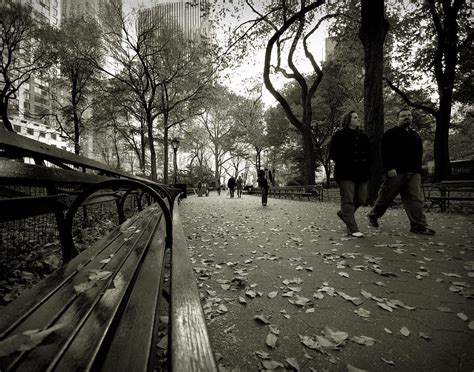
[{"x1": 63, "y1": 179, "x2": 173, "y2": 262}]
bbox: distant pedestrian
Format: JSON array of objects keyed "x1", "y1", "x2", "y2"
[
  {"x1": 257, "y1": 168, "x2": 272, "y2": 206},
  {"x1": 228, "y1": 176, "x2": 236, "y2": 198},
  {"x1": 236, "y1": 175, "x2": 243, "y2": 198},
  {"x1": 329, "y1": 111, "x2": 372, "y2": 238},
  {"x1": 368, "y1": 108, "x2": 435, "y2": 235}
]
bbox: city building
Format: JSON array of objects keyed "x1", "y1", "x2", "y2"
[
  {"x1": 6, "y1": 0, "x2": 70, "y2": 150},
  {"x1": 138, "y1": 0, "x2": 209, "y2": 42}
]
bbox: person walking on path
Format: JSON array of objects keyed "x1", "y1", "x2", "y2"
[
  {"x1": 227, "y1": 176, "x2": 236, "y2": 198},
  {"x1": 236, "y1": 175, "x2": 243, "y2": 198},
  {"x1": 257, "y1": 168, "x2": 272, "y2": 206},
  {"x1": 330, "y1": 111, "x2": 372, "y2": 238},
  {"x1": 368, "y1": 108, "x2": 435, "y2": 235}
]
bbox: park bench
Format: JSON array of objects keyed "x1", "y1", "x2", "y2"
[
  {"x1": 246, "y1": 185, "x2": 323, "y2": 202},
  {"x1": 0, "y1": 130, "x2": 217, "y2": 371},
  {"x1": 426, "y1": 180, "x2": 474, "y2": 212}
]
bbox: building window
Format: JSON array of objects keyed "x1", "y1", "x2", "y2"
[
  {"x1": 14, "y1": 125, "x2": 22, "y2": 132},
  {"x1": 39, "y1": 131, "x2": 46, "y2": 138},
  {"x1": 27, "y1": 128, "x2": 34, "y2": 135},
  {"x1": 50, "y1": 133, "x2": 57, "y2": 140}
]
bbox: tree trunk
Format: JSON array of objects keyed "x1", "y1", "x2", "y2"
[
  {"x1": 302, "y1": 124, "x2": 316, "y2": 185},
  {"x1": 359, "y1": 0, "x2": 389, "y2": 204},
  {"x1": 0, "y1": 100, "x2": 14, "y2": 131},
  {"x1": 146, "y1": 111, "x2": 157, "y2": 181},
  {"x1": 433, "y1": 98, "x2": 452, "y2": 181},
  {"x1": 73, "y1": 109, "x2": 80, "y2": 155},
  {"x1": 163, "y1": 123, "x2": 169, "y2": 184},
  {"x1": 140, "y1": 118, "x2": 146, "y2": 174}
]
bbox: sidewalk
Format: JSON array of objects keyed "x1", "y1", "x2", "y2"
[{"x1": 180, "y1": 193, "x2": 474, "y2": 371}]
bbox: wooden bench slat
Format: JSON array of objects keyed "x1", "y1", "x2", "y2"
[
  {"x1": 171, "y1": 201, "x2": 218, "y2": 372},
  {"x1": 3, "y1": 207, "x2": 163, "y2": 371},
  {"x1": 0, "y1": 159, "x2": 114, "y2": 185},
  {"x1": 0, "y1": 209, "x2": 146, "y2": 338},
  {"x1": 100, "y1": 219, "x2": 167, "y2": 371},
  {"x1": 0, "y1": 208, "x2": 157, "y2": 366}
]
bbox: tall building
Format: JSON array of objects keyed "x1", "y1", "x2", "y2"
[
  {"x1": 6, "y1": 0, "x2": 69, "y2": 150},
  {"x1": 138, "y1": 0, "x2": 209, "y2": 42}
]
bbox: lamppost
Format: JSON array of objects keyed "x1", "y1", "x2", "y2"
[{"x1": 171, "y1": 138, "x2": 180, "y2": 185}]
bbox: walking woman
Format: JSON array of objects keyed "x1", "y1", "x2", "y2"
[{"x1": 329, "y1": 111, "x2": 372, "y2": 237}]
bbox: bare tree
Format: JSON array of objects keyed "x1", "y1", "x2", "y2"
[{"x1": 0, "y1": 2, "x2": 56, "y2": 131}]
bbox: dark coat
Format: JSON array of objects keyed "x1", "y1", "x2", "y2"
[
  {"x1": 329, "y1": 127, "x2": 372, "y2": 182},
  {"x1": 227, "y1": 177, "x2": 236, "y2": 189},
  {"x1": 381, "y1": 126, "x2": 423, "y2": 174}
]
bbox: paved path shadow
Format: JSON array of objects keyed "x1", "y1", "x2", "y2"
[{"x1": 181, "y1": 194, "x2": 474, "y2": 371}]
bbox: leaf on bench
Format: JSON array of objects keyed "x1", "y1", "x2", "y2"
[
  {"x1": 88, "y1": 269, "x2": 113, "y2": 281},
  {"x1": 0, "y1": 323, "x2": 65, "y2": 357},
  {"x1": 74, "y1": 279, "x2": 98, "y2": 294}
]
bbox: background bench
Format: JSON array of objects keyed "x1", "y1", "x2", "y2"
[
  {"x1": 246, "y1": 185, "x2": 323, "y2": 202},
  {"x1": 0, "y1": 130, "x2": 217, "y2": 371},
  {"x1": 426, "y1": 180, "x2": 474, "y2": 212}
]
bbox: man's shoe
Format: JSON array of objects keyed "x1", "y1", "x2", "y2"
[
  {"x1": 410, "y1": 227, "x2": 435, "y2": 235},
  {"x1": 337, "y1": 211, "x2": 345, "y2": 223},
  {"x1": 368, "y1": 216, "x2": 379, "y2": 228},
  {"x1": 350, "y1": 231, "x2": 364, "y2": 238}
]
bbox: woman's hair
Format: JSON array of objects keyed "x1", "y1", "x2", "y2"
[{"x1": 341, "y1": 110, "x2": 357, "y2": 128}]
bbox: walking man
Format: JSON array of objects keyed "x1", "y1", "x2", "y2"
[
  {"x1": 228, "y1": 176, "x2": 236, "y2": 198},
  {"x1": 368, "y1": 108, "x2": 435, "y2": 235}
]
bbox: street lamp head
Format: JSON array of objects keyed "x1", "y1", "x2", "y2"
[{"x1": 171, "y1": 138, "x2": 180, "y2": 150}]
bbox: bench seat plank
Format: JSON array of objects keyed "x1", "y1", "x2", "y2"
[
  {"x1": 0, "y1": 206, "x2": 164, "y2": 371},
  {"x1": 171, "y1": 201, "x2": 217, "y2": 372}
]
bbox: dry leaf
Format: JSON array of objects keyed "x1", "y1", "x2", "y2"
[
  {"x1": 255, "y1": 350, "x2": 270, "y2": 359},
  {"x1": 350, "y1": 335, "x2": 376, "y2": 346},
  {"x1": 377, "y1": 302, "x2": 393, "y2": 312},
  {"x1": 384, "y1": 328, "x2": 392, "y2": 334},
  {"x1": 265, "y1": 332, "x2": 278, "y2": 348},
  {"x1": 261, "y1": 360, "x2": 284, "y2": 369},
  {"x1": 468, "y1": 321, "x2": 474, "y2": 330},
  {"x1": 74, "y1": 279, "x2": 98, "y2": 294},
  {"x1": 457, "y1": 312, "x2": 468, "y2": 321},
  {"x1": 400, "y1": 327, "x2": 410, "y2": 337},
  {"x1": 238, "y1": 296, "x2": 247, "y2": 305},
  {"x1": 267, "y1": 291, "x2": 278, "y2": 298},
  {"x1": 0, "y1": 323, "x2": 65, "y2": 357},
  {"x1": 254, "y1": 315, "x2": 271, "y2": 325},
  {"x1": 381, "y1": 357, "x2": 395, "y2": 366},
  {"x1": 88, "y1": 270, "x2": 112, "y2": 281},
  {"x1": 285, "y1": 357, "x2": 300, "y2": 371},
  {"x1": 347, "y1": 363, "x2": 369, "y2": 372},
  {"x1": 354, "y1": 307, "x2": 371, "y2": 318},
  {"x1": 338, "y1": 272, "x2": 350, "y2": 278},
  {"x1": 419, "y1": 332, "x2": 431, "y2": 340}
]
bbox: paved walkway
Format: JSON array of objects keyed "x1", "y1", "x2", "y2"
[{"x1": 180, "y1": 193, "x2": 474, "y2": 371}]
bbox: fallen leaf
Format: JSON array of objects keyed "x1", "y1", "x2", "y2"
[
  {"x1": 347, "y1": 363, "x2": 369, "y2": 372},
  {"x1": 238, "y1": 296, "x2": 247, "y2": 305},
  {"x1": 377, "y1": 302, "x2": 393, "y2": 312},
  {"x1": 255, "y1": 350, "x2": 270, "y2": 359},
  {"x1": 419, "y1": 332, "x2": 431, "y2": 340},
  {"x1": 469, "y1": 321, "x2": 474, "y2": 330},
  {"x1": 457, "y1": 312, "x2": 468, "y2": 321},
  {"x1": 267, "y1": 291, "x2": 278, "y2": 298},
  {"x1": 338, "y1": 272, "x2": 350, "y2": 278},
  {"x1": 74, "y1": 279, "x2": 98, "y2": 294},
  {"x1": 88, "y1": 270, "x2": 112, "y2": 281},
  {"x1": 285, "y1": 357, "x2": 300, "y2": 371},
  {"x1": 265, "y1": 332, "x2": 278, "y2": 348},
  {"x1": 254, "y1": 315, "x2": 271, "y2": 325},
  {"x1": 217, "y1": 304, "x2": 228, "y2": 313},
  {"x1": 269, "y1": 325, "x2": 280, "y2": 335},
  {"x1": 157, "y1": 335, "x2": 168, "y2": 350},
  {"x1": 350, "y1": 335, "x2": 376, "y2": 346},
  {"x1": 381, "y1": 357, "x2": 395, "y2": 366},
  {"x1": 400, "y1": 327, "x2": 410, "y2": 337},
  {"x1": 354, "y1": 307, "x2": 371, "y2": 318},
  {"x1": 261, "y1": 360, "x2": 284, "y2": 369},
  {"x1": 0, "y1": 323, "x2": 65, "y2": 357},
  {"x1": 384, "y1": 328, "x2": 392, "y2": 334}
]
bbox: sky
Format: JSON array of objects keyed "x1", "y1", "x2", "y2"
[{"x1": 122, "y1": 0, "x2": 328, "y2": 107}]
